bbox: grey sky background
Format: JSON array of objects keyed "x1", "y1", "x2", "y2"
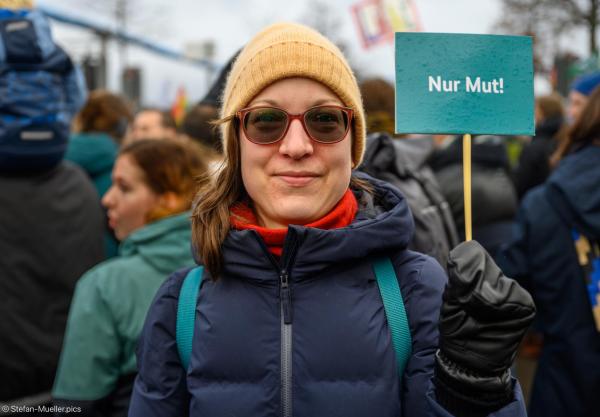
[{"x1": 38, "y1": 0, "x2": 587, "y2": 106}]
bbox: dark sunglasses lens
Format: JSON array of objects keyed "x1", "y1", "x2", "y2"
[
  {"x1": 305, "y1": 107, "x2": 349, "y2": 143},
  {"x1": 243, "y1": 108, "x2": 287, "y2": 143}
]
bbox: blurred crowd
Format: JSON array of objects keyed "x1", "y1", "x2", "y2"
[{"x1": 1, "y1": 4, "x2": 599, "y2": 417}]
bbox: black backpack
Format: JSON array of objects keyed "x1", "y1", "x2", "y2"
[
  {"x1": 0, "y1": 8, "x2": 85, "y2": 173},
  {"x1": 360, "y1": 133, "x2": 459, "y2": 267}
]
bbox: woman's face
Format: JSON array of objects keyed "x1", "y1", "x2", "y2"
[
  {"x1": 102, "y1": 155, "x2": 160, "y2": 240},
  {"x1": 568, "y1": 90, "x2": 588, "y2": 123},
  {"x1": 239, "y1": 77, "x2": 353, "y2": 229}
]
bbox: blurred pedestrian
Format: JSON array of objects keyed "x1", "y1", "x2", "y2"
[
  {"x1": 499, "y1": 85, "x2": 600, "y2": 417},
  {"x1": 567, "y1": 71, "x2": 600, "y2": 123},
  {"x1": 359, "y1": 77, "x2": 459, "y2": 267},
  {"x1": 129, "y1": 22, "x2": 534, "y2": 417},
  {"x1": 359, "y1": 77, "x2": 396, "y2": 136},
  {"x1": 126, "y1": 108, "x2": 178, "y2": 144},
  {"x1": 178, "y1": 54, "x2": 239, "y2": 174},
  {"x1": 429, "y1": 135, "x2": 518, "y2": 257},
  {"x1": 67, "y1": 90, "x2": 134, "y2": 258},
  {"x1": 180, "y1": 103, "x2": 222, "y2": 170},
  {"x1": 67, "y1": 90, "x2": 133, "y2": 198},
  {"x1": 52, "y1": 140, "x2": 206, "y2": 416},
  {"x1": 0, "y1": 5, "x2": 104, "y2": 406},
  {"x1": 514, "y1": 93, "x2": 565, "y2": 199}
]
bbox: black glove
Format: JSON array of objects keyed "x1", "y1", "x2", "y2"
[{"x1": 434, "y1": 240, "x2": 536, "y2": 417}]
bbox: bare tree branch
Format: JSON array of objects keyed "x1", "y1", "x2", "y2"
[{"x1": 495, "y1": 0, "x2": 599, "y2": 60}]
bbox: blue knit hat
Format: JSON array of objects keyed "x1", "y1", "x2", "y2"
[{"x1": 571, "y1": 71, "x2": 600, "y2": 96}]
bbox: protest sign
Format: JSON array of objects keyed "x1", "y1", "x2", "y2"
[
  {"x1": 395, "y1": 32, "x2": 534, "y2": 135},
  {"x1": 395, "y1": 33, "x2": 534, "y2": 241}
]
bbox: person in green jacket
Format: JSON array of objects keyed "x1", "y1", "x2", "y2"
[
  {"x1": 52, "y1": 139, "x2": 207, "y2": 416},
  {"x1": 65, "y1": 90, "x2": 134, "y2": 258}
]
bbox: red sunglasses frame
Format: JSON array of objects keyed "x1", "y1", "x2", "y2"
[{"x1": 235, "y1": 105, "x2": 354, "y2": 145}]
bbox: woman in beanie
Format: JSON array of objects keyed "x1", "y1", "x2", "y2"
[
  {"x1": 130, "y1": 23, "x2": 533, "y2": 417},
  {"x1": 53, "y1": 140, "x2": 206, "y2": 416}
]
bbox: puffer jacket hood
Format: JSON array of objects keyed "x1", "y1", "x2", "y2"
[
  {"x1": 360, "y1": 133, "x2": 459, "y2": 266},
  {"x1": 218, "y1": 172, "x2": 415, "y2": 281},
  {"x1": 121, "y1": 211, "x2": 192, "y2": 275},
  {"x1": 363, "y1": 133, "x2": 435, "y2": 177},
  {"x1": 545, "y1": 145, "x2": 600, "y2": 239},
  {"x1": 66, "y1": 132, "x2": 117, "y2": 177}
]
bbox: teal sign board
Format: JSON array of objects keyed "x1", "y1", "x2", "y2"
[{"x1": 395, "y1": 33, "x2": 534, "y2": 135}]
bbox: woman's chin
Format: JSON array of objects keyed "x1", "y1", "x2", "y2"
[{"x1": 270, "y1": 201, "x2": 324, "y2": 226}]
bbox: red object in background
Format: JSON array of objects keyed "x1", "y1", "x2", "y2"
[{"x1": 171, "y1": 86, "x2": 187, "y2": 125}]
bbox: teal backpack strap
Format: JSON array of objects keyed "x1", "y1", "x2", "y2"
[
  {"x1": 373, "y1": 258, "x2": 412, "y2": 380},
  {"x1": 176, "y1": 266, "x2": 204, "y2": 370}
]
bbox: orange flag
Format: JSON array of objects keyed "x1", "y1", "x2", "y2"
[{"x1": 171, "y1": 86, "x2": 188, "y2": 125}]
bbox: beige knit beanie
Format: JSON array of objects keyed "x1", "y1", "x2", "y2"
[
  {"x1": 221, "y1": 22, "x2": 366, "y2": 167},
  {"x1": 0, "y1": 0, "x2": 35, "y2": 8}
]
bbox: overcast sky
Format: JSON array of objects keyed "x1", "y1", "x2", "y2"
[{"x1": 37, "y1": 0, "x2": 586, "y2": 106}]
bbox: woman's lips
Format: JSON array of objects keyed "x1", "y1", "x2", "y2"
[
  {"x1": 275, "y1": 172, "x2": 319, "y2": 187},
  {"x1": 278, "y1": 176, "x2": 315, "y2": 186}
]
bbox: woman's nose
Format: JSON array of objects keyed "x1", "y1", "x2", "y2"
[
  {"x1": 101, "y1": 187, "x2": 115, "y2": 209},
  {"x1": 278, "y1": 119, "x2": 313, "y2": 159}
]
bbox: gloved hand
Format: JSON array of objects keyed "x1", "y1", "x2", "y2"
[{"x1": 434, "y1": 240, "x2": 536, "y2": 417}]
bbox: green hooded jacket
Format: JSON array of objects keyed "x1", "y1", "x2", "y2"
[
  {"x1": 65, "y1": 132, "x2": 117, "y2": 199},
  {"x1": 65, "y1": 132, "x2": 120, "y2": 258},
  {"x1": 52, "y1": 212, "x2": 195, "y2": 400}
]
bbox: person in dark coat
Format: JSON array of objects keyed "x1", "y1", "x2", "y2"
[
  {"x1": 358, "y1": 78, "x2": 459, "y2": 267},
  {"x1": 0, "y1": 5, "x2": 105, "y2": 405},
  {"x1": 498, "y1": 85, "x2": 600, "y2": 417},
  {"x1": 129, "y1": 22, "x2": 535, "y2": 417},
  {"x1": 361, "y1": 133, "x2": 459, "y2": 267},
  {"x1": 0, "y1": 163, "x2": 105, "y2": 403},
  {"x1": 514, "y1": 93, "x2": 564, "y2": 199},
  {"x1": 428, "y1": 135, "x2": 518, "y2": 257}
]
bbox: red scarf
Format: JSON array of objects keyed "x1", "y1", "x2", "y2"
[{"x1": 231, "y1": 189, "x2": 358, "y2": 257}]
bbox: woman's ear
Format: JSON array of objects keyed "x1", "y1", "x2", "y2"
[
  {"x1": 147, "y1": 192, "x2": 186, "y2": 222},
  {"x1": 158, "y1": 191, "x2": 181, "y2": 211}
]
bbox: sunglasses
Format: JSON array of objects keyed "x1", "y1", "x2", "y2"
[{"x1": 235, "y1": 105, "x2": 354, "y2": 145}]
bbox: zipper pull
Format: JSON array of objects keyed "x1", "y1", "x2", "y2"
[{"x1": 280, "y1": 269, "x2": 293, "y2": 324}]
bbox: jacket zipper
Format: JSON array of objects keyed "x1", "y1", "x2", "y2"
[
  {"x1": 280, "y1": 230, "x2": 299, "y2": 417},
  {"x1": 252, "y1": 230, "x2": 298, "y2": 417},
  {"x1": 280, "y1": 272, "x2": 293, "y2": 417}
]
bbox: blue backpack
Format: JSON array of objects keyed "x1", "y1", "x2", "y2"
[
  {"x1": 0, "y1": 8, "x2": 85, "y2": 173},
  {"x1": 176, "y1": 258, "x2": 413, "y2": 382}
]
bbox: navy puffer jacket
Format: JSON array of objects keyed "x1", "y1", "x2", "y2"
[{"x1": 129, "y1": 175, "x2": 526, "y2": 417}]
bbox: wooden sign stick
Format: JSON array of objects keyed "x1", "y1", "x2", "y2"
[{"x1": 463, "y1": 134, "x2": 472, "y2": 241}]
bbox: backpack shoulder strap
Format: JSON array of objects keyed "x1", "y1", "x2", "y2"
[
  {"x1": 571, "y1": 229, "x2": 600, "y2": 332},
  {"x1": 373, "y1": 257, "x2": 412, "y2": 380},
  {"x1": 176, "y1": 266, "x2": 204, "y2": 370}
]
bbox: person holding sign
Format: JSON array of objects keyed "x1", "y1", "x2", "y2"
[
  {"x1": 499, "y1": 86, "x2": 600, "y2": 417},
  {"x1": 129, "y1": 23, "x2": 534, "y2": 417}
]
